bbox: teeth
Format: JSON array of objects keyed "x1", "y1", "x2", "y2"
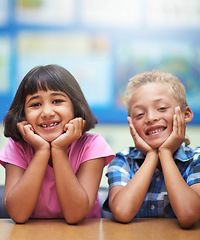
[
  {"x1": 148, "y1": 128, "x2": 164, "y2": 135},
  {"x1": 42, "y1": 123, "x2": 58, "y2": 128}
]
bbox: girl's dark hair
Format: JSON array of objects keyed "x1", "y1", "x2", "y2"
[{"x1": 4, "y1": 64, "x2": 98, "y2": 141}]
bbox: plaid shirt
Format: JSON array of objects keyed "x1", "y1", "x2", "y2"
[{"x1": 107, "y1": 143, "x2": 200, "y2": 218}]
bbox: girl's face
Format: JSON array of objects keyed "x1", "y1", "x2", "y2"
[
  {"x1": 129, "y1": 82, "x2": 181, "y2": 149},
  {"x1": 24, "y1": 88, "x2": 74, "y2": 142}
]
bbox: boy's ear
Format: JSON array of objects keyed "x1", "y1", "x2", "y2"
[{"x1": 184, "y1": 106, "x2": 193, "y2": 124}]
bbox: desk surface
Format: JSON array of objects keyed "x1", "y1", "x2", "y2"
[{"x1": 0, "y1": 218, "x2": 200, "y2": 240}]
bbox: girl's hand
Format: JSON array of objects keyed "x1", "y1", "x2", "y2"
[
  {"x1": 51, "y1": 117, "x2": 86, "y2": 150},
  {"x1": 159, "y1": 106, "x2": 186, "y2": 155},
  {"x1": 17, "y1": 121, "x2": 50, "y2": 151},
  {"x1": 128, "y1": 117, "x2": 155, "y2": 155}
]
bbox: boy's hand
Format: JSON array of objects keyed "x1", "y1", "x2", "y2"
[
  {"x1": 17, "y1": 121, "x2": 50, "y2": 151},
  {"x1": 159, "y1": 106, "x2": 186, "y2": 155},
  {"x1": 51, "y1": 117, "x2": 86, "y2": 150},
  {"x1": 128, "y1": 117, "x2": 155, "y2": 155}
]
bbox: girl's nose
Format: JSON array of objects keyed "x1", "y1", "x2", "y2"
[{"x1": 41, "y1": 105, "x2": 55, "y2": 118}]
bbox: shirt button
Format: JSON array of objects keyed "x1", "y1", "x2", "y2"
[
  {"x1": 156, "y1": 177, "x2": 160, "y2": 182},
  {"x1": 151, "y1": 205, "x2": 155, "y2": 211}
]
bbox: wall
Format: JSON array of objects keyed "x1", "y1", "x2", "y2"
[
  {"x1": 1, "y1": 124, "x2": 200, "y2": 187},
  {"x1": 1, "y1": 1, "x2": 200, "y2": 186}
]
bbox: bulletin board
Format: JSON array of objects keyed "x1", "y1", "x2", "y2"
[{"x1": 0, "y1": 0, "x2": 200, "y2": 124}]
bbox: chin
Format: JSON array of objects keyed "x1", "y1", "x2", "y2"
[
  {"x1": 149, "y1": 140, "x2": 166, "y2": 149},
  {"x1": 42, "y1": 135, "x2": 60, "y2": 142}
]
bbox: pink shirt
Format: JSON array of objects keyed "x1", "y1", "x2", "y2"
[{"x1": 0, "y1": 133, "x2": 115, "y2": 218}]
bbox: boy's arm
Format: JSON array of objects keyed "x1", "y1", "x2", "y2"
[
  {"x1": 109, "y1": 118, "x2": 159, "y2": 223},
  {"x1": 109, "y1": 150, "x2": 158, "y2": 223},
  {"x1": 159, "y1": 107, "x2": 200, "y2": 228},
  {"x1": 159, "y1": 150, "x2": 200, "y2": 228}
]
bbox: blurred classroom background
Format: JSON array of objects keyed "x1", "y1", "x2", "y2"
[{"x1": 0, "y1": 0, "x2": 200, "y2": 187}]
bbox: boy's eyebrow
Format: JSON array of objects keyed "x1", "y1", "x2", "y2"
[{"x1": 132, "y1": 98, "x2": 167, "y2": 109}]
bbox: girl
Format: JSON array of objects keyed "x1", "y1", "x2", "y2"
[{"x1": 0, "y1": 64, "x2": 115, "y2": 224}]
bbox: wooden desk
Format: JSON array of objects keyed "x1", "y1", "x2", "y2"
[{"x1": 0, "y1": 218, "x2": 200, "y2": 240}]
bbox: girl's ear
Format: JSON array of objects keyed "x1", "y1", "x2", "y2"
[{"x1": 184, "y1": 106, "x2": 193, "y2": 124}]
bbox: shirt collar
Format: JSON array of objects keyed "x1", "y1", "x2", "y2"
[
  {"x1": 174, "y1": 142, "x2": 193, "y2": 162},
  {"x1": 128, "y1": 142, "x2": 193, "y2": 163}
]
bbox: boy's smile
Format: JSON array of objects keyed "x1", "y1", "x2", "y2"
[
  {"x1": 24, "y1": 89, "x2": 74, "y2": 142},
  {"x1": 129, "y1": 82, "x2": 180, "y2": 149},
  {"x1": 145, "y1": 126, "x2": 166, "y2": 136}
]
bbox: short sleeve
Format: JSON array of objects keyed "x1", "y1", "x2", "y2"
[
  {"x1": 186, "y1": 149, "x2": 200, "y2": 186},
  {"x1": 68, "y1": 133, "x2": 115, "y2": 173},
  {"x1": 107, "y1": 152, "x2": 132, "y2": 189},
  {"x1": 82, "y1": 134, "x2": 115, "y2": 166},
  {"x1": 0, "y1": 139, "x2": 33, "y2": 169}
]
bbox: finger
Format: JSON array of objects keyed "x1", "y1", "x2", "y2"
[
  {"x1": 127, "y1": 117, "x2": 137, "y2": 139},
  {"x1": 68, "y1": 118, "x2": 85, "y2": 133},
  {"x1": 17, "y1": 121, "x2": 28, "y2": 135},
  {"x1": 175, "y1": 106, "x2": 185, "y2": 136},
  {"x1": 23, "y1": 124, "x2": 34, "y2": 135},
  {"x1": 73, "y1": 118, "x2": 84, "y2": 135},
  {"x1": 17, "y1": 123, "x2": 25, "y2": 136}
]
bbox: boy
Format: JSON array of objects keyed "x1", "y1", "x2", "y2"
[{"x1": 107, "y1": 70, "x2": 200, "y2": 228}]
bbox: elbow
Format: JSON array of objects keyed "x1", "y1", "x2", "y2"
[
  {"x1": 178, "y1": 218, "x2": 195, "y2": 229},
  {"x1": 111, "y1": 205, "x2": 135, "y2": 223},
  {"x1": 10, "y1": 215, "x2": 29, "y2": 224},
  {"x1": 4, "y1": 204, "x2": 28, "y2": 224},
  {"x1": 62, "y1": 204, "x2": 90, "y2": 225},
  {"x1": 13, "y1": 219, "x2": 27, "y2": 224},
  {"x1": 177, "y1": 209, "x2": 200, "y2": 229},
  {"x1": 63, "y1": 214, "x2": 85, "y2": 225},
  {"x1": 65, "y1": 218, "x2": 80, "y2": 225},
  {"x1": 7, "y1": 210, "x2": 29, "y2": 224}
]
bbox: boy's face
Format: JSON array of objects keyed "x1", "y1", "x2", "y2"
[{"x1": 129, "y1": 82, "x2": 182, "y2": 149}]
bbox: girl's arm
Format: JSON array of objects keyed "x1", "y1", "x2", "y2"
[
  {"x1": 3, "y1": 122, "x2": 50, "y2": 223},
  {"x1": 108, "y1": 117, "x2": 159, "y2": 223},
  {"x1": 51, "y1": 118, "x2": 105, "y2": 224},
  {"x1": 159, "y1": 107, "x2": 200, "y2": 228},
  {"x1": 52, "y1": 152, "x2": 104, "y2": 224}
]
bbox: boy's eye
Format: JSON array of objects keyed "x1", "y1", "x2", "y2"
[
  {"x1": 134, "y1": 113, "x2": 144, "y2": 119},
  {"x1": 158, "y1": 107, "x2": 168, "y2": 111}
]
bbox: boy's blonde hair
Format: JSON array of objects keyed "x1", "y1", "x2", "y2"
[{"x1": 125, "y1": 70, "x2": 188, "y2": 115}]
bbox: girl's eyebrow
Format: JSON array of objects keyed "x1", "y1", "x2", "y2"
[
  {"x1": 50, "y1": 92, "x2": 68, "y2": 98},
  {"x1": 26, "y1": 92, "x2": 68, "y2": 104},
  {"x1": 26, "y1": 95, "x2": 39, "y2": 104}
]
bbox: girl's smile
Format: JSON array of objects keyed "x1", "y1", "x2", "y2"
[
  {"x1": 39, "y1": 120, "x2": 60, "y2": 129},
  {"x1": 24, "y1": 89, "x2": 74, "y2": 142}
]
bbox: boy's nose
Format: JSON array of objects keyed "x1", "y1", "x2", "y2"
[{"x1": 146, "y1": 111, "x2": 159, "y2": 124}]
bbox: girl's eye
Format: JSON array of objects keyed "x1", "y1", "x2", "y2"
[
  {"x1": 53, "y1": 99, "x2": 64, "y2": 104},
  {"x1": 30, "y1": 103, "x2": 41, "y2": 107}
]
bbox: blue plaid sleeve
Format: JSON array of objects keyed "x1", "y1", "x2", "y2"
[
  {"x1": 187, "y1": 147, "x2": 200, "y2": 186},
  {"x1": 107, "y1": 151, "x2": 132, "y2": 190}
]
